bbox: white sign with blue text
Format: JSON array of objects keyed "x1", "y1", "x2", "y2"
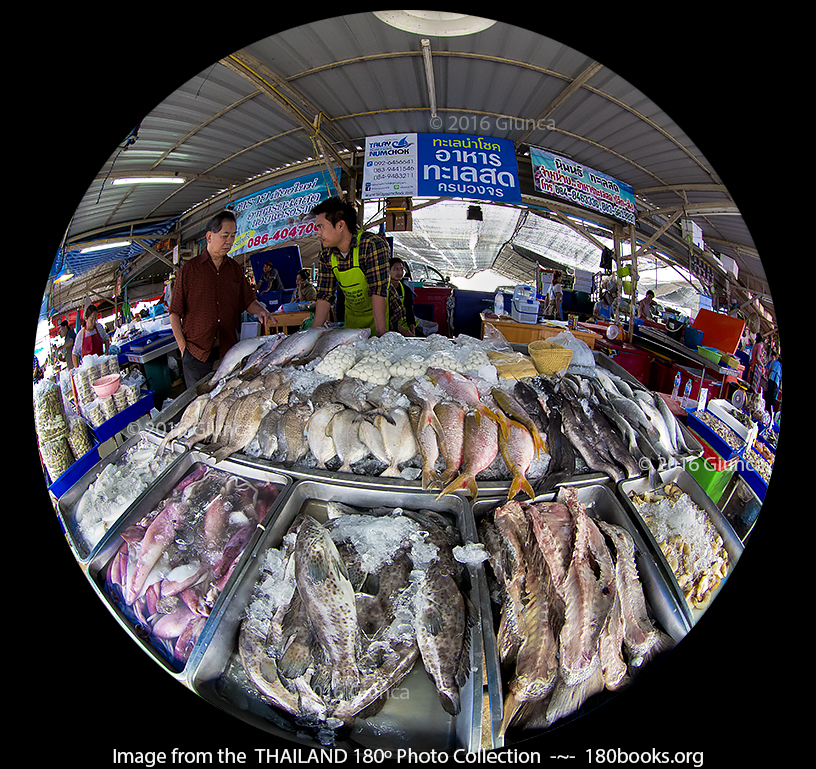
[{"x1": 363, "y1": 133, "x2": 521, "y2": 204}]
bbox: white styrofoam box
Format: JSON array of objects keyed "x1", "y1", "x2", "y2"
[{"x1": 511, "y1": 299, "x2": 538, "y2": 324}]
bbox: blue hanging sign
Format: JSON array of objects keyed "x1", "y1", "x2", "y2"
[{"x1": 229, "y1": 169, "x2": 338, "y2": 257}]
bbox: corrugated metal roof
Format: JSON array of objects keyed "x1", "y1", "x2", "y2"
[{"x1": 48, "y1": 12, "x2": 770, "y2": 325}]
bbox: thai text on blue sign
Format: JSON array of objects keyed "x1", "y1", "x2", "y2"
[
  {"x1": 530, "y1": 147, "x2": 636, "y2": 224},
  {"x1": 228, "y1": 170, "x2": 338, "y2": 256},
  {"x1": 362, "y1": 133, "x2": 521, "y2": 204}
]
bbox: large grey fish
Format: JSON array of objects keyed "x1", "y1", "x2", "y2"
[
  {"x1": 326, "y1": 408, "x2": 370, "y2": 473},
  {"x1": 236, "y1": 333, "x2": 288, "y2": 380},
  {"x1": 196, "y1": 335, "x2": 272, "y2": 393},
  {"x1": 560, "y1": 400, "x2": 626, "y2": 483},
  {"x1": 293, "y1": 516, "x2": 361, "y2": 701},
  {"x1": 306, "y1": 402, "x2": 344, "y2": 468},
  {"x1": 414, "y1": 562, "x2": 470, "y2": 716},
  {"x1": 158, "y1": 393, "x2": 210, "y2": 453},
  {"x1": 262, "y1": 327, "x2": 327, "y2": 367},
  {"x1": 300, "y1": 327, "x2": 371, "y2": 363},
  {"x1": 255, "y1": 406, "x2": 281, "y2": 459}
]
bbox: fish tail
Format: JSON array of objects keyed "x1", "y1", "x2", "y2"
[
  {"x1": 212, "y1": 445, "x2": 236, "y2": 464},
  {"x1": 499, "y1": 690, "x2": 523, "y2": 736},
  {"x1": 437, "y1": 472, "x2": 477, "y2": 500},
  {"x1": 545, "y1": 664, "x2": 605, "y2": 726},
  {"x1": 438, "y1": 688, "x2": 461, "y2": 717}
]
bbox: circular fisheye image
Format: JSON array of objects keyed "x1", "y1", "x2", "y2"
[{"x1": 33, "y1": 11, "x2": 782, "y2": 762}]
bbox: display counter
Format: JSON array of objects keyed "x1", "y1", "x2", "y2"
[{"x1": 480, "y1": 312, "x2": 602, "y2": 348}]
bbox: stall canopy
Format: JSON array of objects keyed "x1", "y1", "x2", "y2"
[{"x1": 46, "y1": 11, "x2": 772, "y2": 332}]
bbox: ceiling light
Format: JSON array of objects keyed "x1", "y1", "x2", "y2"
[
  {"x1": 373, "y1": 11, "x2": 496, "y2": 36},
  {"x1": 79, "y1": 241, "x2": 132, "y2": 254},
  {"x1": 111, "y1": 177, "x2": 186, "y2": 186},
  {"x1": 53, "y1": 270, "x2": 74, "y2": 284}
]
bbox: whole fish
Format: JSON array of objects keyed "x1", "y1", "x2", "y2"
[
  {"x1": 301, "y1": 327, "x2": 371, "y2": 363},
  {"x1": 437, "y1": 410, "x2": 499, "y2": 500},
  {"x1": 634, "y1": 391, "x2": 677, "y2": 461},
  {"x1": 414, "y1": 563, "x2": 470, "y2": 716},
  {"x1": 492, "y1": 387, "x2": 547, "y2": 457},
  {"x1": 402, "y1": 378, "x2": 450, "y2": 489},
  {"x1": 426, "y1": 368, "x2": 499, "y2": 424},
  {"x1": 197, "y1": 335, "x2": 272, "y2": 393},
  {"x1": 158, "y1": 394, "x2": 210, "y2": 453},
  {"x1": 211, "y1": 390, "x2": 272, "y2": 463},
  {"x1": 236, "y1": 333, "x2": 288, "y2": 380},
  {"x1": 560, "y1": 400, "x2": 626, "y2": 483},
  {"x1": 293, "y1": 516, "x2": 361, "y2": 701},
  {"x1": 275, "y1": 402, "x2": 314, "y2": 463},
  {"x1": 497, "y1": 416, "x2": 536, "y2": 501},
  {"x1": 434, "y1": 401, "x2": 466, "y2": 484},
  {"x1": 262, "y1": 327, "x2": 327, "y2": 367},
  {"x1": 327, "y1": 408, "x2": 370, "y2": 473},
  {"x1": 375, "y1": 407, "x2": 418, "y2": 477},
  {"x1": 255, "y1": 406, "x2": 281, "y2": 459},
  {"x1": 513, "y1": 380, "x2": 549, "y2": 439},
  {"x1": 306, "y1": 402, "x2": 344, "y2": 468},
  {"x1": 536, "y1": 405, "x2": 576, "y2": 492}
]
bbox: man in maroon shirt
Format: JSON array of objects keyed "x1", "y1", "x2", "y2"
[{"x1": 169, "y1": 210, "x2": 276, "y2": 388}]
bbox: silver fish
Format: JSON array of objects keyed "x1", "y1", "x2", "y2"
[
  {"x1": 262, "y1": 327, "x2": 327, "y2": 367},
  {"x1": 327, "y1": 408, "x2": 370, "y2": 473},
  {"x1": 375, "y1": 407, "x2": 418, "y2": 477},
  {"x1": 306, "y1": 402, "x2": 344, "y2": 468},
  {"x1": 301, "y1": 327, "x2": 371, "y2": 363},
  {"x1": 198, "y1": 335, "x2": 272, "y2": 393}
]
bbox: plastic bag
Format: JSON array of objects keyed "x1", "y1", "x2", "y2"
[{"x1": 547, "y1": 331, "x2": 596, "y2": 376}]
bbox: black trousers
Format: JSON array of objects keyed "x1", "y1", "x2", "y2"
[{"x1": 182, "y1": 347, "x2": 219, "y2": 390}]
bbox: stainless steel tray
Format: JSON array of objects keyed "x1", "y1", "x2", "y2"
[
  {"x1": 187, "y1": 479, "x2": 484, "y2": 752},
  {"x1": 85, "y1": 451, "x2": 292, "y2": 680},
  {"x1": 617, "y1": 466, "x2": 744, "y2": 626},
  {"x1": 472, "y1": 484, "x2": 690, "y2": 747},
  {"x1": 57, "y1": 430, "x2": 187, "y2": 567}
]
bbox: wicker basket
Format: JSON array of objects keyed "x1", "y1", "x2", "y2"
[{"x1": 528, "y1": 340, "x2": 573, "y2": 375}]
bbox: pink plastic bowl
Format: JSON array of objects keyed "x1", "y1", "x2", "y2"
[{"x1": 92, "y1": 374, "x2": 121, "y2": 397}]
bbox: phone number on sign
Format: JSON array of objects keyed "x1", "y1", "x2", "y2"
[{"x1": 245, "y1": 221, "x2": 316, "y2": 249}]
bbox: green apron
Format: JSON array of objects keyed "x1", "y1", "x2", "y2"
[{"x1": 330, "y1": 231, "x2": 389, "y2": 335}]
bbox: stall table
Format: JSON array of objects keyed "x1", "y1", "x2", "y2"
[
  {"x1": 264, "y1": 311, "x2": 310, "y2": 334},
  {"x1": 480, "y1": 313, "x2": 602, "y2": 348}
]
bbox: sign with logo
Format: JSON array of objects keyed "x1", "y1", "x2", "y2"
[
  {"x1": 229, "y1": 170, "x2": 338, "y2": 257},
  {"x1": 530, "y1": 147, "x2": 636, "y2": 224},
  {"x1": 363, "y1": 133, "x2": 521, "y2": 204}
]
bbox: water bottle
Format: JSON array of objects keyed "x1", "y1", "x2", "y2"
[
  {"x1": 682, "y1": 377, "x2": 693, "y2": 405},
  {"x1": 671, "y1": 371, "x2": 681, "y2": 400},
  {"x1": 494, "y1": 290, "x2": 504, "y2": 316}
]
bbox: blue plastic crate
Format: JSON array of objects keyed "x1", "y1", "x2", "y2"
[{"x1": 685, "y1": 409, "x2": 740, "y2": 461}]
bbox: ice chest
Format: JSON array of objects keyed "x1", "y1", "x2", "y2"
[{"x1": 511, "y1": 298, "x2": 538, "y2": 324}]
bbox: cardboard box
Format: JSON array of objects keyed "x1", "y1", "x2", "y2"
[{"x1": 385, "y1": 211, "x2": 412, "y2": 231}]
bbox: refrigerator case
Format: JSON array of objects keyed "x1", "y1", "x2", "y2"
[
  {"x1": 86, "y1": 451, "x2": 292, "y2": 680},
  {"x1": 188, "y1": 479, "x2": 486, "y2": 752}
]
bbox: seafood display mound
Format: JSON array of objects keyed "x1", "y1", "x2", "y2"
[
  {"x1": 479, "y1": 487, "x2": 674, "y2": 735},
  {"x1": 104, "y1": 464, "x2": 282, "y2": 667},
  {"x1": 158, "y1": 328, "x2": 696, "y2": 499},
  {"x1": 629, "y1": 483, "x2": 729, "y2": 610},
  {"x1": 237, "y1": 501, "x2": 473, "y2": 734}
]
